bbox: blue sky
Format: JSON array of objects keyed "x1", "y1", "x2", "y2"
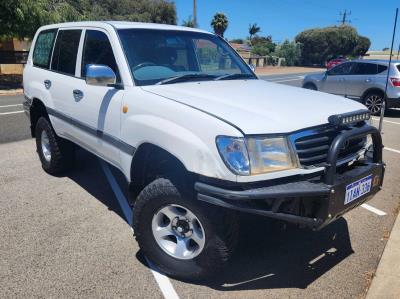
[{"x1": 174, "y1": 0, "x2": 400, "y2": 50}]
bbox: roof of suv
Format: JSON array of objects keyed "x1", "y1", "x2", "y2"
[
  {"x1": 38, "y1": 21, "x2": 212, "y2": 35},
  {"x1": 351, "y1": 59, "x2": 400, "y2": 65}
]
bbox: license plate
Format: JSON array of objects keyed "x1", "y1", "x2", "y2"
[{"x1": 344, "y1": 174, "x2": 373, "y2": 205}]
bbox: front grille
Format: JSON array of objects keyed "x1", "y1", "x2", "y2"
[{"x1": 291, "y1": 125, "x2": 366, "y2": 167}]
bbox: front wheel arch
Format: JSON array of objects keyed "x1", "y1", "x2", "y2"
[
  {"x1": 30, "y1": 98, "x2": 49, "y2": 137},
  {"x1": 303, "y1": 82, "x2": 318, "y2": 90},
  {"x1": 129, "y1": 143, "x2": 194, "y2": 202}
]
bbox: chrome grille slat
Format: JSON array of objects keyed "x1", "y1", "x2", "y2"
[
  {"x1": 299, "y1": 153, "x2": 328, "y2": 164},
  {"x1": 296, "y1": 144, "x2": 330, "y2": 154},
  {"x1": 291, "y1": 125, "x2": 366, "y2": 167},
  {"x1": 295, "y1": 136, "x2": 330, "y2": 146}
]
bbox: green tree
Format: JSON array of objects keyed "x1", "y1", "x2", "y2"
[
  {"x1": 211, "y1": 12, "x2": 228, "y2": 37},
  {"x1": 0, "y1": 0, "x2": 177, "y2": 39},
  {"x1": 0, "y1": 0, "x2": 79, "y2": 38},
  {"x1": 273, "y1": 40, "x2": 301, "y2": 66},
  {"x1": 295, "y1": 25, "x2": 365, "y2": 65},
  {"x1": 352, "y1": 35, "x2": 371, "y2": 57},
  {"x1": 250, "y1": 36, "x2": 276, "y2": 56},
  {"x1": 182, "y1": 16, "x2": 195, "y2": 28},
  {"x1": 248, "y1": 23, "x2": 260, "y2": 43}
]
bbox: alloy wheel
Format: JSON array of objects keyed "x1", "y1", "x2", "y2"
[
  {"x1": 365, "y1": 94, "x2": 383, "y2": 114},
  {"x1": 40, "y1": 130, "x2": 52, "y2": 162},
  {"x1": 151, "y1": 204, "x2": 206, "y2": 260}
]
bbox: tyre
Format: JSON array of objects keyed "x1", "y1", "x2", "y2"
[
  {"x1": 364, "y1": 91, "x2": 385, "y2": 116},
  {"x1": 303, "y1": 83, "x2": 317, "y2": 91},
  {"x1": 35, "y1": 117, "x2": 75, "y2": 175},
  {"x1": 133, "y1": 177, "x2": 238, "y2": 281}
]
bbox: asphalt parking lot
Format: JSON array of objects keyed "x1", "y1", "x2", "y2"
[{"x1": 1, "y1": 74, "x2": 400, "y2": 298}]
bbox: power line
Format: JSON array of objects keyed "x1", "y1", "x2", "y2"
[
  {"x1": 193, "y1": 0, "x2": 197, "y2": 28},
  {"x1": 338, "y1": 9, "x2": 352, "y2": 25}
]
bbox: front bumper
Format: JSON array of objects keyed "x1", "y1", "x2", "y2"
[{"x1": 195, "y1": 125, "x2": 384, "y2": 230}]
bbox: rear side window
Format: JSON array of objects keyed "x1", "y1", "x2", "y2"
[
  {"x1": 51, "y1": 30, "x2": 82, "y2": 75},
  {"x1": 378, "y1": 65, "x2": 388, "y2": 73},
  {"x1": 32, "y1": 29, "x2": 57, "y2": 68},
  {"x1": 352, "y1": 63, "x2": 378, "y2": 75},
  {"x1": 81, "y1": 30, "x2": 119, "y2": 80}
]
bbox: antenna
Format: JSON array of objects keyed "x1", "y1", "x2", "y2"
[{"x1": 380, "y1": 8, "x2": 398, "y2": 132}]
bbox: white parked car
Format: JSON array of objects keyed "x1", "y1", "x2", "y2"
[{"x1": 23, "y1": 21, "x2": 385, "y2": 281}]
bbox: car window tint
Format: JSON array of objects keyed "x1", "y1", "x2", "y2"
[
  {"x1": 328, "y1": 62, "x2": 353, "y2": 76},
  {"x1": 32, "y1": 29, "x2": 57, "y2": 69},
  {"x1": 81, "y1": 30, "x2": 120, "y2": 81},
  {"x1": 194, "y1": 39, "x2": 238, "y2": 72},
  {"x1": 352, "y1": 63, "x2": 378, "y2": 75},
  {"x1": 51, "y1": 30, "x2": 82, "y2": 75},
  {"x1": 377, "y1": 65, "x2": 388, "y2": 73}
]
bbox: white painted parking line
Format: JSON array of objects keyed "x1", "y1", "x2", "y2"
[
  {"x1": 384, "y1": 147, "x2": 400, "y2": 154},
  {"x1": 372, "y1": 117, "x2": 400, "y2": 125},
  {"x1": 262, "y1": 75, "x2": 303, "y2": 81},
  {"x1": 0, "y1": 104, "x2": 22, "y2": 108},
  {"x1": 99, "y1": 160, "x2": 133, "y2": 225},
  {"x1": 99, "y1": 160, "x2": 180, "y2": 299},
  {"x1": 268, "y1": 77, "x2": 304, "y2": 83},
  {"x1": 361, "y1": 204, "x2": 387, "y2": 216},
  {"x1": 145, "y1": 257, "x2": 180, "y2": 299},
  {"x1": 0, "y1": 111, "x2": 24, "y2": 115}
]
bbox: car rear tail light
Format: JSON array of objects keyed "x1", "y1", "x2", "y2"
[{"x1": 390, "y1": 77, "x2": 400, "y2": 87}]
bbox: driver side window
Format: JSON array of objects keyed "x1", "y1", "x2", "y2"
[
  {"x1": 328, "y1": 62, "x2": 354, "y2": 76},
  {"x1": 81, "y1": 30, "x2": 120, "y2": 82}
]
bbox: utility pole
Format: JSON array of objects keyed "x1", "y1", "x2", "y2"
[
  {"x1": 193, "y1": 0, "x2": 197, "y2": 28},
  {"x1": 339, "y1": 9, "x2": 351, "y2": 25}
]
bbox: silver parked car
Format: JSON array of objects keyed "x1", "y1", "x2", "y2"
[{"x1": 302, "y1": 60, "x2": 400, "y2": 115}]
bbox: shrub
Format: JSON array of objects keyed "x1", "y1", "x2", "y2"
[
  {"x1": 295, "y1": 25, "x2": 369, "y2": 65},
  {"x1": 273, "y1": 40, "x2": 301, "y2": 66},
  {"x1": 250, "y1": 35, "x2": 276, "y2": 56}
]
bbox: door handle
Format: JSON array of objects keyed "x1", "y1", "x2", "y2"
[
  {"x1": 44, "y1": 80, "x2": 51, "y2": 89},
  {"x1": 73, "y1": 89, "x2": 84, "y2": 101}
]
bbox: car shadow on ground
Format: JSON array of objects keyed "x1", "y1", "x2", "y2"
[
  {"x1": 65, "y1": 149, "x2": 130, "y2": 224},
  {"x1": 204, "y1": 215, "x2": 353, "y2": 291},
  {"x1": 66, "y1": 148, "x2": 354, "y2": 291},
  {"x1": 385, "y1": 108, "x2": 400, "y2": 118}
]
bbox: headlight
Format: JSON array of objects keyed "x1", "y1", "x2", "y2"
[
  {"x1": 247, "y1": 136, "x2": 298, "y2": 174},
  {"x1": 216, "y1": 136, "x2": 250, "y2": 175},
  {"x1": 216, "y1": 136, "x2": 298, "y2": 175}
]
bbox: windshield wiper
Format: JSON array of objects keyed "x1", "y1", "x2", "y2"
[
  {"x1": 156, "y1": 73, "x2": 216, "y2": 85},
  {"x1": 214, "y1": 73, "x2": 255, "y2": 81}
]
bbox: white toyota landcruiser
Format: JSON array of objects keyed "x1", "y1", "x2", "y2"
[{"x1": 23, "y1": 21, "x2": 384, "y2": 281}]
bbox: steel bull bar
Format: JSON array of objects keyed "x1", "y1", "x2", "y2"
[{"x1": 195, "y1": 125, "x2": 385, "y2": 229}]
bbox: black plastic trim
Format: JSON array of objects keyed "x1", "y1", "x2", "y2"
[
  {"x1": 324, "y1": 125, "x2": 382, "y2": 185},
  {"x1": 46, "y1": 107, "x2": 135, "y2": 155}
]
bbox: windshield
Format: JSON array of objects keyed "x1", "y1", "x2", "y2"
[{"x1": 118, "y1": 29, "x2": 256, "y2": 86}]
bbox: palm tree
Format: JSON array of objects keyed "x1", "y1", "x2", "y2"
[
  {"x1": 249, "y1": 23, "x2": 261, "y2": 43},
  {"x1": 182, "y1": 16, "x2": 195, "y2": 28},
  {"x1": 211, "y1": 13, "x2": 228, "y2": 37}
]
